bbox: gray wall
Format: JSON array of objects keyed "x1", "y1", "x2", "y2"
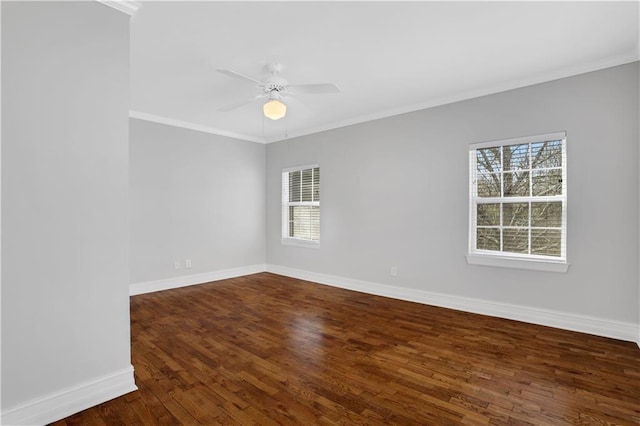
[
  {"x1": 2, "y1": 0, "x2": 132, "y2": 412},
  {"x1": 266, "y1": 62, "x2": 640, "y2": 324},
  {"x1": 129, "y1": 119, "x2": 265, "y2": 284}
]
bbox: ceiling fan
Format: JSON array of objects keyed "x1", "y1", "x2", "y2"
[{"x1": 217, "y1": 62, "x2": 339, "y2": 120}]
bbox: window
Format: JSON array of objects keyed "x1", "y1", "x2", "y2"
[
  {"x1": 467, "y1": 132, "x2": 567, "y2": 272},
  {"x1": 282, "y1": 165, "x2": 320, "y2": 246}
]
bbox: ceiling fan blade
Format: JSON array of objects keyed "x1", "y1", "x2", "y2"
[
  {"x1": 288, "y1": 83, "x2": 340, "y2": 94},
  {"x1": 218, "y1": 94, "x2": 267, "y2": 112},
  {"x1": 283, "y1": 96, "x2": 315, "y2": 117},
  {"x1": 217, "y1": 69, "x2": 264, "y2": 86}
]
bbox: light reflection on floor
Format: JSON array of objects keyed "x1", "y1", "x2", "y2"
[{"x1": 286, "y1": 313, "x2": 328, "y2": 368}]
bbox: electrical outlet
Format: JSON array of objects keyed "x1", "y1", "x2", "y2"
[
  {"x1": 185, "y1": 259, "x2": 192, "y2": 269},
  {"x1": 390, "y1": 266, "x2": 397, "y2": 277},
  {"x1": 174, "y1": 261, "x2": 181, "y2": 270}
]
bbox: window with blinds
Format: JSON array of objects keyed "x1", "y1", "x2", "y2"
[
  {"x1": 282, "y1": 165, "x2": 320, "y2": 244},
  {"x1": 469, "y1": 132, "x2": 567, "y2": 266}
]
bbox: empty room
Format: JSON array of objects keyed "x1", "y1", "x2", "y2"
[{"x1": 1, "y1": 1, "x2": 639, "y2": 425}]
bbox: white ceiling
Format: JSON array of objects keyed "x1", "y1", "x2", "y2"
[{"x1": 130, "y1": 1, "x2": 639, "y2": 143}]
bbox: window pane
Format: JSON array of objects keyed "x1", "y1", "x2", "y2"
[
  {"x1": 313, "y1": 167, "x2": 320, "y2": 202},
  {"x1": 289, "y1": 171, "x2": 301, "y2": 202},
  {"x1": 477, "y1": 228, "x2": 500, "y2": 251},
  {"x1": 477, "y1": 173, "x2": 501, "y2": 197},
  {"x1": 531, "y1": 202, "x2": 562, "y2": 227},
  {"x1": 477, "y1": 147, "x2": 501, "y2": 173},
  {"x1": 502, "y1": 228, "x2": 528, "y2": 254},
  {"x1": 504, "y1": 144, "x2": 529, "y2": 171},
  {"x1": 503, "y1": 171, "x2": 529, "y2": 197},
  {"x1": 310, "y1": 206, "x2": 320, "y2": 240},
  {"x1": 531, "y1": 140, "x2": 562, "y2": 169},
  {"x1": 532, "y1": 229, "x2": 561, "y2": 256},
  {"x1": 503, "y1": 203, "x2": 529, "y2": 227},
  {"x1": 288, "y1": 206, "x2": 295, "y2": 237},
  {"x1": 470, "y1": 134, "x2": 565, "y2": 262},
  {"x1": 290, "y1": 206, "x2": 320, "y2": 241},
  {"x1": 284, "y1": 166, "x2": 320, "y2": 242},
  {"x1": 532, "y1": 169, "x2": 562, "y2": 196},
  {"x1": 301, "y1": 169, "x2": 313, "y2": 202},
  {"x1": 477, "y1": 203, "x2": 500, "y2": 226}
]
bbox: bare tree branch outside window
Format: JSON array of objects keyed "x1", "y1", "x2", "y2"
[{"x1": 472, "y1": 137, "x2": 565, "y2": 259}]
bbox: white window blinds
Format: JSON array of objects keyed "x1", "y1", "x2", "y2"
[{"x1": 282, "y1": 165, "x2": 320, "y2": 242}]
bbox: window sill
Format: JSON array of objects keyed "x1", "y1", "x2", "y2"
[
  {"x1": 466, "y1": 253, "x2": 569, "y2": 273},
  {"x1": 281, "y1": 238, "x2": 320, "y2": 249}
]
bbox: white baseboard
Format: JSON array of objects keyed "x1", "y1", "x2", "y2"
[
  {"x1": 129, "y1": 263, "x2": 639, "y2": 345},
  {"x1": 266, "y1": 264, "x2": 640, "y2": 344},
  {"x1": 130, "y1": 264, "x2": 267, "y2": 296},
  {"x1": 1, "y1": 365, "x2": 137, "y2": 426}
]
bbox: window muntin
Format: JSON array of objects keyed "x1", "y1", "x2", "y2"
[
  {"x1": 469, "y1": 132, "x2": 566, "y2": 263},
  {"x1": 282, "y1": 165, "x2": 320, "y2": 243}
]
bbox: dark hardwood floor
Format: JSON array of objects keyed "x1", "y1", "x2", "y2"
[{"x1": 53, "y1": 272, "x2": 640, "y2": 425}]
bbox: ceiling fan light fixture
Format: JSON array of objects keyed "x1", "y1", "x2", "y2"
[{"x1": 263, "y1": 99, "x2": 287, "y2": 120}]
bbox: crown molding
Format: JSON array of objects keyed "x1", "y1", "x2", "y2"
[
  {"x1": 264, "y1": 53, "x2": 640, "y2": 143},
  {"x1": 132, "y1": 54, "x2": 639, "y2": 145},
  {"x1": 96, "y1": 0, "x2": 141, "y2": 16},
  {"x1": 129, "y1": 110, "x2": 267, "y2": 144}
]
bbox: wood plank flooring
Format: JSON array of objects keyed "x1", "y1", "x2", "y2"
[{"x1": 52, "y1": 272, "x2": 640, "y2": 425}]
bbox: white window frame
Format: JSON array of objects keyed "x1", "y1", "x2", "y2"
[
  {"x1": 466, "y1": 131, "x2": 568, "y2": 272},
  {"x1": 281, "y1": 164, "x2": 320, "y2": 248}
]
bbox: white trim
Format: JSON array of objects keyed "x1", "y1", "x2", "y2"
[
  {"x1": 96, "y1": 0, "x2": 141, "y2": 16},
  {"x1": 470, "y1": 131, "x2": 566, "y2": 151},
  {"x1": 262, "y1": 55, "x2": 639, "y2": 143},
  {"x1": 0, "y1": 1, "x2": 3, "y2": 416},
  {"x1": 128, "y1": 59, "x2": 639, "y2": 146},
  {"x1": 1, "y1": 366, "x2": 137, "y2": 426},
  {"x1": 281, "y1": 238, "x2": 320, "y2": 249},
  {"x1": 637, "y1": 4, "x2": 640, "y2": 350},
  {"x1": 469, "y1": 134, "x2": 567, "y2": 266},
  {"x1": 129, "y1": 264, "x2": 267, "y2": 296},
  {"x1": 265, "y1": 264, "x2": 639, "y2": 343},
  {"x1": 129, "y1": 111, "x2": 266, "y2": 144},
  {"x1": 282, "y1": 163, "x2": 320, "y2": 173},
  {"x1": 466, "y1": 254, "x2": 569, "y2": 273},
  {"x1": 282, "y1": 165, "x2": 321, "y2": 243}
]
